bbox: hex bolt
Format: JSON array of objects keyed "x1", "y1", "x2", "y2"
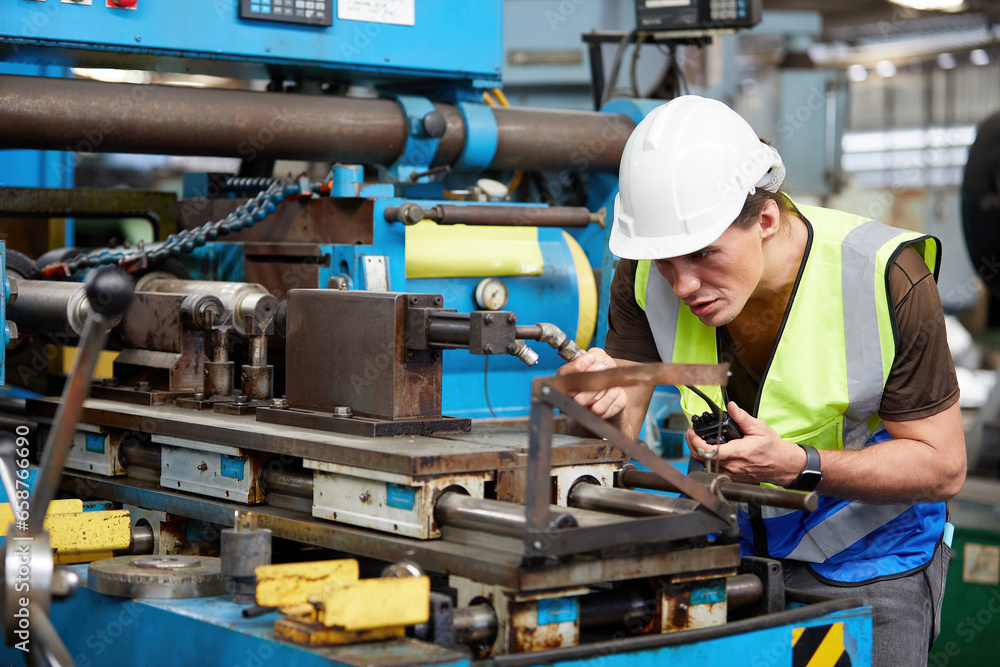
[
  {"x1": 272, "y1": 397, "x2": 289, "y2": 408},
  {"x1": 483, "y1": 345, "x2": 493, "y2": 354},
  {"x1": 333, "y1": 406, "x2": 353, "y2": 417},
  {"x1": 409, "y1": 296, "x2": 419, "y2": 304},
  {"x1": 483, "y1": 313, "x2": 494, "y2": 324},
  {"x1": 507, "y1": 314, "x2": 517, "y2": 324},
  {"x1": 235, "y1": 395, "x2": 249, "y2": 405}
]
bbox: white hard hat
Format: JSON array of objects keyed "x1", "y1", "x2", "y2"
[{"x1": 609, "y1": 95, "x2": 784, "y2": 260}]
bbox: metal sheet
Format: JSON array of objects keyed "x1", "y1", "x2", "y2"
[{"x1": 28, "y1": 398, "x2": 545, "y2": 476}]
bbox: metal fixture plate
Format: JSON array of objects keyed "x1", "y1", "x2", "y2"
[
  {"x1": 88, "y1": 555, "x2": 226, "y2": 598},
  {"x1": 62, "y1": 471, "x2": 741, "y2": 592}
]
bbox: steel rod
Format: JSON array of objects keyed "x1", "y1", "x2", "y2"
[
  {"x1": 619, "y1": 467, "x2": 818, "y2": 513},
  {"x1": 118, "y1": 440, "x2": 161, "y2": 471},
  {"x1": 0, "y1": 74, "x2": 632, "y2": 172},
  {"x1": 726, "y1": 573, "x2": 764, "y2": 609},
  {"x1": 29, "y1": 313, "x2": 111, "y2": 533},
  {"x1": 434, "y1": 491, "x2": 576, "y2": 538},
  {"x1": 260, "y1": 466, "x2": 314, "y2": 499},
  {"x1": 568, "y1": 482, "x2": 700, "y2": 517}
]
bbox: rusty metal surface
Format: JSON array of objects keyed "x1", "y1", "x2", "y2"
[
  {"x1": 256, "y1": 406, "x2": 471, "y2": 438},
  {"x1": 541, "y1": 363, "x2": 729, "y2": 395},
  {"x1": 60, "y1": 471, "x2": 740, "y2": 592},
  {"x1": 28, "y1": 398, "x2": 549, "y2": 476},
  {"x1": 0, "y1": 186, "x2": 178, "y2": 239},
  {"x1": 0, "y1": 75, "x2": 628, "y2": 172},
  {"x1": 285, "y1": 290, "x2": 443, "y2": 420},
  {"x1": 178, "y1": 197, "x2": 375, "y2": 245},
  {"x1": 511, "y1": 599, "x2": 578, "y2": 652}
]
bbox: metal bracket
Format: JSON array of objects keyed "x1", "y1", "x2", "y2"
[
  {"x1": 522, "y1": 363, "x2": 737, "y2": 559},
  {"x1": 455, "y1": 101, "x2": 498, "y2": 171},
  {"x1": 390, "y1": 95, "x2": 441, "y2": 183}
]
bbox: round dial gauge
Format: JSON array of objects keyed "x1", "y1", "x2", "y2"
[{"x1": 474, "y1": 278, "x2": 509, "y2": 311}]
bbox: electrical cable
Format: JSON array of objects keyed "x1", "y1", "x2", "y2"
[
  {"x1": 484, "y1": 356, "x2": 499, "y2": 419},
  {"x1": 629, "y1": 32, "x2": 650, "y2": 98},
  {"x1": 600, "y1": 28, "x2": 639, "y2": 108}
]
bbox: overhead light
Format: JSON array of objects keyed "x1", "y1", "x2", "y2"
[
  {"x1": 875, "y1": 60, "x2": 898, "y2": 77},
  {"x1": 847, "y1": 64, "x2": 869, "y2": 82},
  {"x1": 888, "y1": 0, "x2": 965, "y2": 10},
  {"x1": 970, "y1": 49, "x2": 990, "y2": 66},
  {"x1": 938, "y1": 52, "x2": 958, "y2": 69}
]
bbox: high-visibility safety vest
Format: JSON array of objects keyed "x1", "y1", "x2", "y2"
[{"x1": 633, "y1": 203, "x2": 945, "y2": 584}]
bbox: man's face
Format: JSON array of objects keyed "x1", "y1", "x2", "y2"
[{"x1": 652, "y1": 222, "x2": 763, "y2": 327}]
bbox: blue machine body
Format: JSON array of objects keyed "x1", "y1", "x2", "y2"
[
  {"x1": 0, "y1": 566, "x2": 872, "y2": 667},
  {"x1": 0, "y1": 0, "x2": 502, "y2": 86}
]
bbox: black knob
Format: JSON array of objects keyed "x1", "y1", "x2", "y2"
[
  {"x1": 421, "y1": 111, "x2": 447, "y2": 139},
  {"x1": 85, "y1": 266, "x2": 134, "y2": 318}
]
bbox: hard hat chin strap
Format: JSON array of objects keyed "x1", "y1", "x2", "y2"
[{"x1": 752, "y1": 146, "x2": 785, "y2": 195}]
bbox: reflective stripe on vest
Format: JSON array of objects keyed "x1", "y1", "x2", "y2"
[{"x1": 633, "y1": 204, "x2": 946, "y2": 582}]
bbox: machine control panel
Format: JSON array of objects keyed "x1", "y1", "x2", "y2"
[
  {"x1": 635, "y1": 0, "x2": 762, "y2": 31},
  {"x1": 239, "y1": 0, "x2": 333, "y2": 27}
]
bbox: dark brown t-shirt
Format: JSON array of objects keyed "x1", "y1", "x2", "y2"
[{"x1": 605, "y1": 245, "x2": 959, "y2": 422}]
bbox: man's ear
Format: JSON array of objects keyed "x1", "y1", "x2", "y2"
[{"x1": 758, "y1": 198, "x2": 782, "y2": 241}]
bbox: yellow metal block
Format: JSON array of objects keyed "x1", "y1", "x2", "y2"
[
  {"x1": 0, "y1": 499, "x2": 83, "y2": 532},
  {"x1": 46, "y1": 510, "x2": 132, "y2": 552},
  {"x1": 280, "y1": 604, "x2": 318, "y2": 622},
  {"x1": 255, "y1": 559, "x2": 359, "y2": 607},
  {"x1": 274, "y1": 618, "x2": 404, "y2": 646},
  {"x1": 311, "y1": 576, "x2": 430, "y2": 630},
  {"x1": 55, "y1": 550, "x2": 115, "y2": 565},
  {"x1": 51, "y1": 347, "x2": 119, "y2": 379}
]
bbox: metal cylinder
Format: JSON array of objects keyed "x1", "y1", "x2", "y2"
[
  {"x1": 129, "y1": 521, "x2": 155, "y2": 556},
  {"x1": 726, "y1": 574, "x2": 764, "y2": 609},
  {"x1": 386, "y1": 203, "x2": 595, "y2": 228},
  {"x1": 618, "y1": 467, "x2": 819, "y2": 513},
  {"x1": 426, "y1": 318, "x2": 471, "y2": 347},
  {"x1": 136, "y1": 274, "x2": 277, "y2": 336},
  {"x1": 434, "y1": 492, "x2": 576, "y2": 538},
  {"x1": 0, "y1": 74, "x2": 632, "y2": 172},
  {"x1": 7, "y1": 279, "x2": 91, "y2": 336},
  {"x1": 568, "y1": 481, "x2": 700, "y2": 517},
  {"x1": 578, "y1": 589, "x2": 649, "y2": 629},
  {"x1": 118, "y1": 439, "x2": 161, "y2": 471},
  {"x1": 453, "y1": 604, "x2": 498, "y2": 646},
  {"x1": 180, "y1": 294, "x2": 224, "y2": 331},
  {"x1": 241, "y1": 364, "x2": 273, "y2": 402},
  {"x1": 261, "y1": 466, "x2": 314, "y2": 499},
  {"x1": 220, "y1": 521, "x2": 272, "y2": 605}
]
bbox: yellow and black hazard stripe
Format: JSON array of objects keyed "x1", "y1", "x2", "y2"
[{"x1": 792, "y1": 622, "x2": 851, "y2": 667}]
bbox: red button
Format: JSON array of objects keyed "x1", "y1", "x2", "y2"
[{"x1": 113, "y1": 0, "x2": 139, "y2": 7}]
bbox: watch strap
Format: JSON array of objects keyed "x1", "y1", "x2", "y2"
[{"x1": 791, "y1": 444, "x2": 822, "y2": 492}]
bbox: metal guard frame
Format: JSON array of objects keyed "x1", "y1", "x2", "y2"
[{"x1": 523, "y1": 363, "x2": 737, "y2": 559}]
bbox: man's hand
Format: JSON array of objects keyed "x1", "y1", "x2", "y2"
[
  {"x1": 556, "y1": 348, "x2": 628, "y2": 421},
  {"x1": 688, "y1": 402, "x2": 805, "y2": 486}
]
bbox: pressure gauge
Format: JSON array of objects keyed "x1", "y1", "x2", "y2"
[{"x1": 474, "y1": 278, "x2": 509, "y2": 311}]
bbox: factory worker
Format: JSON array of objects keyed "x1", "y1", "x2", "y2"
[{"x1": 559, "y1": 95, "x2": 965, "y2": 667}]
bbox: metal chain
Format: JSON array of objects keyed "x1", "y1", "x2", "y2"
[{"x1": 43, "y1": 178, "x2": 313, "y2": 279}]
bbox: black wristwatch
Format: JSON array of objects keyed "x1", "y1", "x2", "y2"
[{"x1": 790, "y1": 444, "x2": 822, "y2": 492}]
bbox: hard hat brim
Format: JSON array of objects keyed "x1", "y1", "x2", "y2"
[{"x1": 608, "y1": 193, "x2": 740, "y2": 261}]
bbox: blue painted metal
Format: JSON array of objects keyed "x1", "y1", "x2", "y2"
[
  {"x1": 386, "y1": 483, "x2": 416, "y2": 511},
  {"x1": 220, "y1": 454, "x2": 245, "y2": 480},
  {"x1": 1, "y1": 240, "x2": 5, "y2": 387},
  {"x1": 390, "y1": 95, "x2": 440, "y2": 182},
  {"x1": 0, "y1": 1, "x2": 502, "y2": 86},
  {"x1": 454, "y1": 102, "x2": 498, "y2": 171},
  {"x1": 537, "y1": 597, "x2": 578, "y2": 626},
  {"x1": 0, "y1": 568, "x2": 872, "y2": 667}
]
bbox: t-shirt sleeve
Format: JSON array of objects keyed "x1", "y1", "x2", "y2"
[
  {"x1": 879, "y1": 246, "x2": 960, "y2": 421},
  {"x1": 604, "y1": 259, "x2": 662, "y2": 363}
]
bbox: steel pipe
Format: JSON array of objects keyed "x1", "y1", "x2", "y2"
[
  {"x1": 579, "y1": 589, "x2": 648, "y2": 629},
  {"x1": 434, "y1": 492, "x2": 577, "y2": 538},
  {"x1": 129, "y1": 521, "x2": 155, "y2": 556},
  {"x1": 568, "y1": 481, "x2": 700, "y2": 517},
  {"x1": 260, "y1": 466, "x2": 314, "y2": 499},
  {"x1": 0, "y1": 74, "x2": 632, "y2": 172},
  {"x1": 619, "y1": 467, "x2": 819, "y2": 513}
]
